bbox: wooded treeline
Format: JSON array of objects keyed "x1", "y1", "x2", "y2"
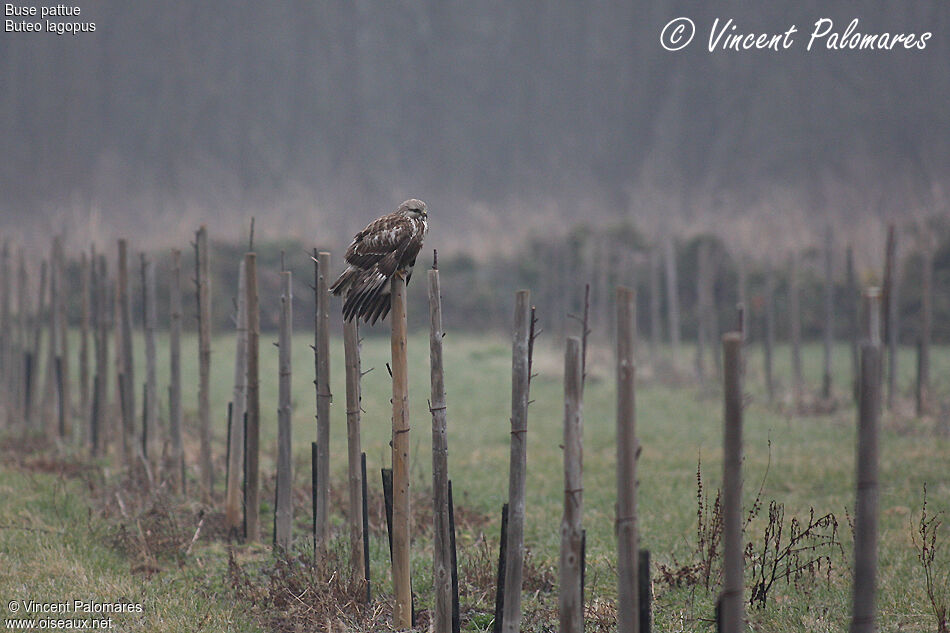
[{"x1": 2, "y1": 2, "x2": 948, "y2": 246}]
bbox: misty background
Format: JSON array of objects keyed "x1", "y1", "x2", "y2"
[{"x1": 1, "y1": 2, "x2": 949, "y2": 341}]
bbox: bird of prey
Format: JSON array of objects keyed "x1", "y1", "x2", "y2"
[{"x1": 330, "y1": 199, "x2": 429, "y2": 324}]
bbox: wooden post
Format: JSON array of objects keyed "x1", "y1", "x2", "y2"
[
  {"x1": 449, "y1": 481, "x2": 461, "y2": 633},
  {"x1": 117, "y1": 239, "x2": 135, "y2": 462},
  {"x1": 141, "y1": 254, "x2": 159, "y2": 467},
  {"x1": 27, "y1": 261, "x2": 47, "y2": 427},
  {"x1": 822, "y1": 227, "x2": 834, "y2": 399},
  {"x1": 168, "y1": 250, "x2": 184, "y2": 492},
  {"x1": 501, "y1": 290, "x2": 531, "y2": 633},
  {"x1": 789, "y1": 252, "x2": 803, "y2": 411},
  {"x1": 244, "y1": 252, "x2": 261, "y2": 541},
  {"x1": 639, "y1": 549, "x2": 652, "y2": 633},
  {"x1": 361, "y1": 452, "x2": 371, "y2": 602},
  {"x1": 42, "y1": 240, "x2": 59, "y2": 435},
  {"x1": 195, "y1": 226, "x2": 213, "y2": 493},
  {"x1": 560, "y1": 337, "x2": 584, "y2": 633},
  {"x1": 882, "y1": 224, "x2": 897, "y2": 410},
  {"x1": 225, "y1": 261, "x2": 248, "y2": 532},
  {"x1": 850, "y1": 342, "x2": 881, "y2": 633},
  {"x1": 314, "y1": 250, "x2": 332, "y2": 561},
  {"x1": 275, "y1": 270, "x2": 293, "y2": 550},
  {"x1": 846, "y1": 247, "x2": 859, "y2": 402},
  {"x1": 763, "y1": 268, "x2": 776, "y2": 405},
  {"x1": 864, "y1": 288, "x2": 882, "y2": 346},
  {"x1": 494, "y1": 503, "x2": 509, "y2": 633},
  {"x1": 79, "y1": 251, "x2": 90, "y2": 433},
  {"x1": 663, "y1": 237, "x2": 680, "y2": 366},
  {"x1": 55, "y1": 241, "x2": 70, "y2": 439},
  {"x1": 721, "y1": 332, "x2": 744, "y2": 633},
  {"x1": 649, "y1": 247, "x2": 661, "y2": 366},
  {"x1": 390, "y1": 272, "x2": 412, "y2": 629},
  {"x1": 616, "y1": 287, "x2": 639, "y2": 633},
  {"x1": 695, "y1": 243, "x2": 709, "y2": 384},
  {"x1": 344, "y1": 319, "x2": 366, "y2": 584},
  {"x1": 429, "y1": 264, "x2": 452, "y2": 633},
  {"x1": 916, "y1": 249, "x2": 932, "y2": 416},
  {"x1": 15, "y1": 253, "x2": 27, "y2": 423},
  {"x1": 0, "y1": 242, "x2": 9, "y2": 427}
]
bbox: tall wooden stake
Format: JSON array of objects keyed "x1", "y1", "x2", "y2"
[
  {"x1": 244, "y1": 252, "x2": 261, "y2": 541},
  {"x1": 314, "y1": 250, "x2": 332, "y2": 561},
  {"x1": 822, "y1": 227, "x2": 834, "y2": 399},
  {"x1": 916, "y1": 248, "x2": 932, "y2": 416},
  {"x1": 721, "y1": 332, "x2": 744, "y2": 633},
  {"x1": 117, "y1": 239, "x2": 134, "y2": 461},
  {"x1": 763, "y1": 268, "x2": 776, "y2": 405},
  {"x1": 789, "y1": 252, "x2": 803, "y2": 411},
  {"x1": 649, "y1": 247, "x2": 661, "y2": 366},
  {"x1": 79, "y1": 251, "x2": 90, "y2": 431},
  {"x1": 850, "y1": 342, "x2": 881, "y2": 633},
  {"x1": 141, "y1": 254, "x2": 159, "y2": 467},
  {"x1": 344, "y1": 318, "x2": 366, "y2": 585},
  {"x1": 226, "y1": 260, "x2": 248, "y2": 533},
  {"x1": 195, "y1": 226, "x2": 213, "y2": 493},
  {"x1": 560, "y1": 337, "x2": 584, "y2": 633},
  {"x1": 846, "y1": 247, "x2": 859, "y2": 402},
  {"x1": 616, "y1": 287, "x2": 639, "y2": 633},
  {"x1": 663, "y1": 237, "x2": 680, "y2": 367},
  {"x1": 27, "y1": 261, "x2": 47, "y2": 427},
  {"x1": 882, "y1": 224, "x2": 897, "y2": 411},
  {"x1": 429, "y1": 264, "x2": 452, "y2": 633},
  {"x1": 168, "y1": 250, "x2": 184, "y2": 492},
  {"x1": 502, "y1": 290, "x2": 531, "y2": 633},
  {"x1": 391, "y1": 272, "x2": 412, "y2": 629},
  {"x1": 275, "y1": 270, "x2": 293, "y2": 550}
]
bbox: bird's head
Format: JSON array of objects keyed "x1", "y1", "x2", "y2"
[{"x1": 398, "y1": 199, "x2": 428, "y2": 219}]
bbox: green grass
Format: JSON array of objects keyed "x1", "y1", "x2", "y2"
[{"x1": 3, "y1": 330, "x2": 950, "y2": 632}]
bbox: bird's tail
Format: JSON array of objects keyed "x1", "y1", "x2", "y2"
[
  {"x1": 330, "y1": 266, "x2": 358, "y2": 296},
  {"x1": 341, "y1": 269, "x2": 392, "y2": 324}
]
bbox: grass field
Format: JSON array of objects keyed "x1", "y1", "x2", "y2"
[{"x1": 1, "y1": 328, "x2": 949, "y2": 632}]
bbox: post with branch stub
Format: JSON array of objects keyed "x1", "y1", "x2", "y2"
[
  {"x1": 850, "y1": 340, "x2": 881, "y2": 633},
  {"x1": 168, "y1": 250, "x2": 184, "y2": 492},
  {"x1": 560, "y1": 337, "x2": 584, "y2": 633},
  {"x1": 429, "y1": 257, "x2": 453, "y2": 633},
  {"x1": 344, "y1": 318, "x2": 366, "y2": 587},
  {"x1": 244, "y1": 252, "x2": 261, "y2": 541},
  {"x1": 275, "y1": 269, "x2": 293, "y2": 551},
  {"x1": 314, "y1": 250, "x2": 332, "y2": 562},
  {"x1": 390, "y1": 270, "x2": 413, "y2": 629},
  {"x1": 721, "y1": 332, "x2": 744, "y2": 633},
  {"x1": 195, "y1": 226, "x2": 213, "y2": 493},
  {"x1": 226, "y1": 260, "x2": 248, "y2": 533},
  {"x1": 616, "y1": 286, "x2": 639, "y2": 633},
  {"x1": 501, "y1": 289, "x2": 532, "y2": 633}
]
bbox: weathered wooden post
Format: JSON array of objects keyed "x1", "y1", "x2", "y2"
[
  {"x1": 695, "y1": 243, "x2": 709, "y2": 385},
  {"x1": 721, "y1": 332, "x2": 744, "y2": 633},
  {"x1": 55, "y1": 241, "x2": 70, "y2": 438},
  {"x1": 225, "y1": 261, "x2": 248, "y2": 532},
  {"x1": 846, "y1": 247, "x2": 859, "y2": 402},
  {"x1": 117, "y1": 239, "x2": 135, "y2": 461},
  {"x1": 195, "y1": 226, "x2": 213, "y2": 493},
  {"x1": 141, "y1": 254, "x2": 159, "y2": 467},
  {"x1": 429, "y1": 259, "x2": 453, "y2": 633},
  {"x1": 616, "y1": 287, "x2": 639, "y2": 633},
  {"x1": 27, "y1": 261, "x2": 47, "y2": 427},
  {"x1": 344, "y1": 319, "x2": 365, "y2": 585},
  {"x1": 560, "y1": 337, "x2": 584, "y2": 633},
  {"x1": 15, "y1": 253, "x2": 28, "y2": 423},
  {"x1": 850, "y1": 339, "x2": 881, "y2": 633},
  {"x1": 79, "y1": 251, "x2": 90, "y2": 433},
  {"x1": 168, "y1": 250, "x2": 184, "y2": 492},
  {"x1": 789, "y1": 252, "x2": 803, "y2": 410},
  {"x1": 663, "y1": 237, "x2": 681, "y2": 367},
  {"x1": 763, "y1": 268, "x2": 776, "y2": 405},
  {"x1": 822, "y1": 227, "x2": 834, "y2": 399},
  {"x1": 275, "y1": 269, "x2": 293, "y2": 551},
  {"x1": 916, "y1": 248, "x2": 932, "y2": 417},
  {"x1": 882, "y1": 224, "x2": 897, "y2": 410},
  {"x1": 244, "y1": 252, "x2": 261, "y2": 541},
  {"x1": 649, "y1": 247, "x2": 661, "y2": 366},
  {"x1": 314, "y1": 250, "x2": 332, "y2": 562},
  {"x1": 391, "y1": 270, "x2": 413, "y2": 629},
  {"x1": 501, "y1": 290, "x2": 531, "y2": 633}
]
